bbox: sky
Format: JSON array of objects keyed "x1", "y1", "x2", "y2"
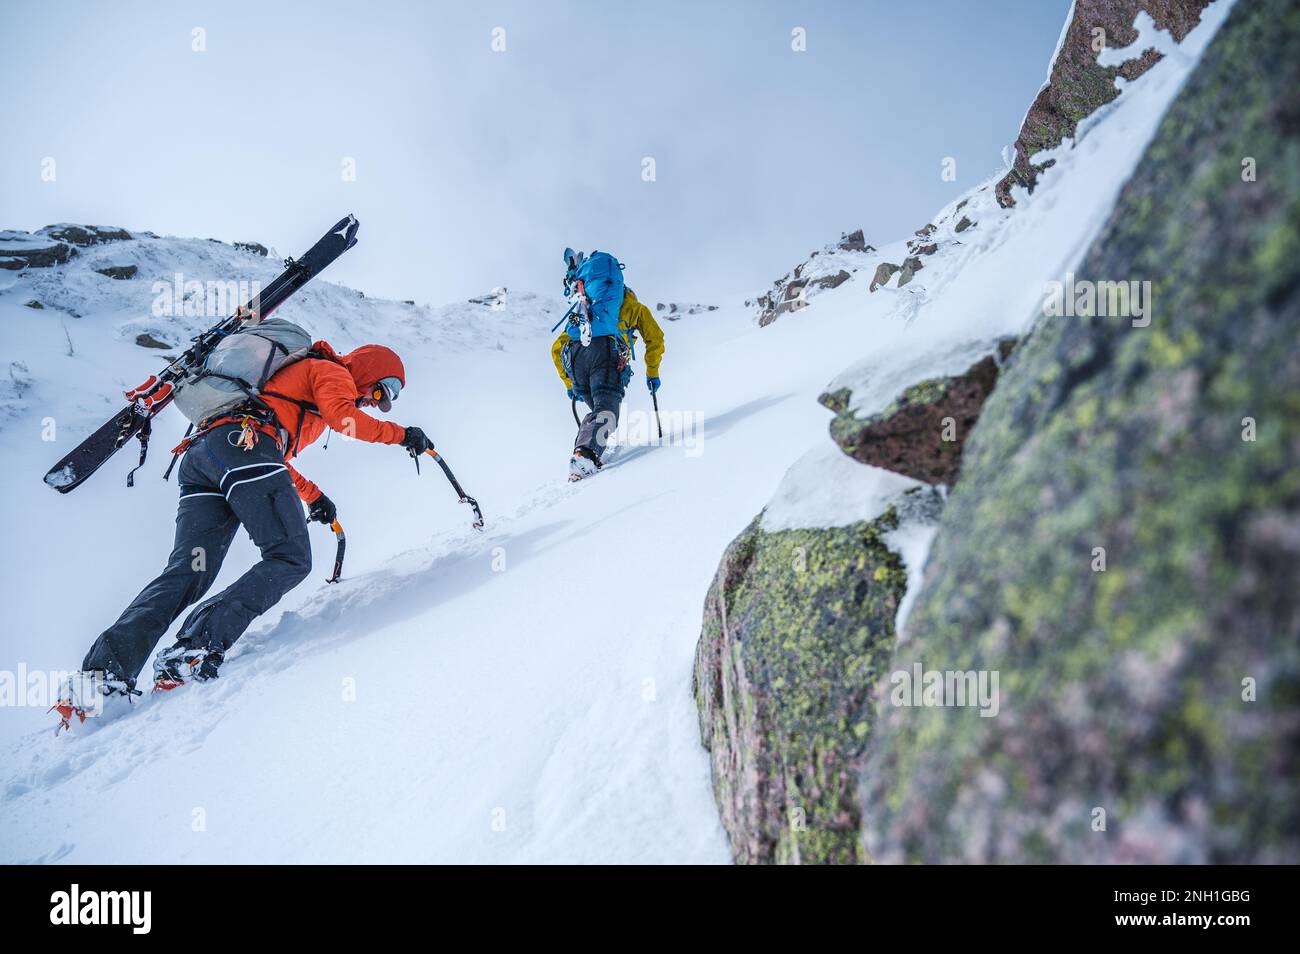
[{"x1": 1, "y1": 0, "x2": 1072, "y2": 307}]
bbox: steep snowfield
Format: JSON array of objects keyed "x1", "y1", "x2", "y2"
[{"x1": 0, "y1": 0, "x2": 1231, "y2": 863}]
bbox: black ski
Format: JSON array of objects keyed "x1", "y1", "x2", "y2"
[{"x1": 43, "y1": 214, "x2": 360, "y2": 494}]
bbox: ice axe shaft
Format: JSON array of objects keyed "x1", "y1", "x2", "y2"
[
  {"x1": 324, "y1": 518, "x2": 346, "y2": 583},
  {"x1": 425, "y1": 449, "x2": 485, "y2": 530},
  {"x1": 651, "y1": 391, "x2": 663, "y2": 439},
  {"x1": 571, "y1": 397, "x2": 581, "y2": 427}
]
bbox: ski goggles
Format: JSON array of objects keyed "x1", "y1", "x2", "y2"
[{"x1": 365, "y1": 376, "x2": 402, "y2": 412}]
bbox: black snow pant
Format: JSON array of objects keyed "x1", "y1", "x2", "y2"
[
  {"x1": 82, "y1": 422, "x2": 312, "y2": 686},
  {"x1": 567, "y1": 336, "x2": 626, "y2": 461}
]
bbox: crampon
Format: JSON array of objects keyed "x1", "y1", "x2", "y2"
[
  {"x1": 50, "y1": 671, "x2": 140, "y2": 734},
  {"x1": 152, "y1": 645, "x2": 222, "y2": 692}
]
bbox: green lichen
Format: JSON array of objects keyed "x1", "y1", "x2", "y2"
[
  {"x1": 861, "y1": 0, "x2": 1300, "y2": 864},
  {"x1": 693, "y1": 508, "x2": 906, "y2": 864}
]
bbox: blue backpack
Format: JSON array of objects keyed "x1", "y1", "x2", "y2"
[{"x1": 568, "y1": 251, "x2": 626, "y2": 340}]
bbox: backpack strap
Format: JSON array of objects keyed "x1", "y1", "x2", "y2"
[{"x1": 258, "y1": 349, "x2": 344, "y2": 456}]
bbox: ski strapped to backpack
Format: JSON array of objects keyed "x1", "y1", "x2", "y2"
[{"x1": 43, "y1": 214, "x2": 360, "y2": 494}]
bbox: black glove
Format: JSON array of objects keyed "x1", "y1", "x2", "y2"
[
  {"x1": 402, "y1": 426, "x2": 434, "y2": 456},
  {"x1": 308, "y1": 493, "x2": 337, "y2": 525}
]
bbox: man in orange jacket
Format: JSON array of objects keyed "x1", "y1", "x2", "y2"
[{"x1": 69, "y1": 340, "x2": 434, "y2": 704}]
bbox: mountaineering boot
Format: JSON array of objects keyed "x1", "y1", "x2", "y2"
[
  {"x1": 568, "y1": 445, "x2": 602, "y2": 482},
  {"x1": 51, "y1": 670, "x2": 139, "y2": 734},
  {"x1": 152, "y1": 645, "x2": 224, "y2": 692}
]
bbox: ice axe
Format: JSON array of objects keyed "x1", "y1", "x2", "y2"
[
  {"x1": 651, "y1": 390, "x2": 663, "y2": 440},
  {"x1": 571, "y1": 397, "x2": 581, "y2": 427},
  {"x1": 415, "y1": 448, "x2": 485, "y2": 530},
  {"x1": 324, "y1": 519, "x2": 346, "y2": 584}
]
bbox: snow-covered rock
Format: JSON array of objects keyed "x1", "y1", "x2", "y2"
[
  {"x1": 745, "y1": 229, "x2": 875, "y2": 326},
  {"x1": 693, "y1": 0, "x2": 1248, "y2": 864}
]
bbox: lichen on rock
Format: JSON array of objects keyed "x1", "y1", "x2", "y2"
[
  {"x1": 862, "y1": 0, "x2": 1300, "y2": 864},
  {"x1": 693, "y1": 508, "x2": 906, "y2": 864},
  {"x1": 995, "y1": 0, "x2": 1213, "y2": 206}
]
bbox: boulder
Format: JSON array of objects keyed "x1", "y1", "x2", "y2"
[
  {"x1": 869, "y1": 262, "x2": 899, "y2": 292},
  {"x1": 95, "y1": 265, "x2": 138, "y2": 280},
  {"x1": 863, "y1": 0, "x2": 1300, "y2": 863},
  {"x1": 693, "y1": 509, "x2": 907, "y2": 864},
  {"x1": 837, "y1": 229, "x2": 872, "y2": 252},
  {"x1": 896, "y1": 256, "x2": 925, "y2": 287},
  {"x1": 810, "y1": 270, "x2": 851, "y2": 292},
  {"x1": 822, "y1": 339, "x2": 1017, "y2": 485}
]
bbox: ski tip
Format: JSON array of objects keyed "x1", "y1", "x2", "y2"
[
  {"x1": 335, "y1": 213, "x2": 360, "y2": 250},
  {"x1": 44, "y1": 465, "x2": 79, "y2": 493}
]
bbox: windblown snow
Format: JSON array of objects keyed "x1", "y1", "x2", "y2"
[{"x1": 0, "y1": 2, "x2": 1231, "y2": 863}]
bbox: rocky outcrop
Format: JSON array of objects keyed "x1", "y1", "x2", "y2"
[
  {"x1": 37, "y1": 224, "x2": 132, "y2": 246},
  {"x1": 820, "y1": 339, "x2": 1017, "y2": 485},
  {"x1": 693, "y1": 509, "x2": 906, "y2": 864},
  {"x1": 895, "y1": 256, "x2": 924, "y2": 288},
  {"x1": 95, "y1": 265, "x2": 138, "y2": 280},
  {"x1": 862, "y1": 0, "x2": 1300, "y2": 863},
  {"x1": 233, "y1": 241, "x2": 268, "y2": 257},
  {"x1": 995, "y1": 0, "x2": 1212, "y2": 206},
  {"x1": 655, "y1": 301, "x2": 720, "y2": 320},
  {"x1": 872, "y1": 217, "x2": 978, "y2": 294},
  {"x1": 134, "y1": 333, "x2": 172, "y2": 350},
  {"x1": 0, "y1": 224, "x2": 133, "y2": 270},
  {"x1": 748, "y1": 230, "x2": 875, "y2": 326},
  {"x1": 0, "y1": 232, "x2": 76, "y2": 270}
]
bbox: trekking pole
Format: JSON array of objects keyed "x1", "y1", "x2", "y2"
[
  {"x1": 651, "y1": 391, "x2": 663, "y2": 439},
  {"x1": 324, "y1": 519, "x2": 346, "y2": 583},
  {"x1": 571, "y1": 397, "x2": 581, "y2": 427},
  {"x1": 424, "y1": 449, "x2": 485, "y2": 530}
]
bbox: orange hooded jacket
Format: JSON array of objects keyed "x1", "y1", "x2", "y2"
[{"x1": 259, "y1": 341, "x2": 407, "y2": 503}]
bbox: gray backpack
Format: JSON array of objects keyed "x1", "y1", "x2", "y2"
[{"x1": 172, "y1": 317, "x2": 314, "y2": 424}]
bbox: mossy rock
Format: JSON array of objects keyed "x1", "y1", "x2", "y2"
[
  {"x1": 693, "y1": 508, "x2": 906, "y2": 864},
  {"x1": 862, "y1": 0, "x2": 1300, "y2": 863}
]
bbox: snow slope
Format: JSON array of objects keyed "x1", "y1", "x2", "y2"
[{"x1": 0, "y1": 0, "x2": 1232, "y2": 863}]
